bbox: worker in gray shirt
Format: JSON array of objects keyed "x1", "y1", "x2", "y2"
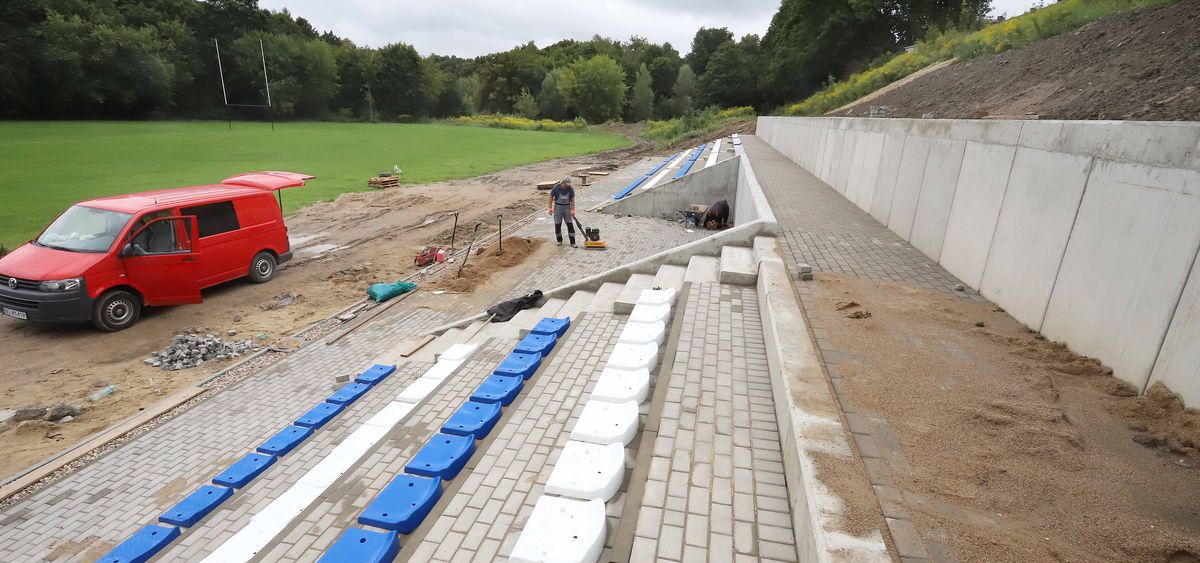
[{"x1": 547, "y1": 177, "x2": 576, "y2": 247}]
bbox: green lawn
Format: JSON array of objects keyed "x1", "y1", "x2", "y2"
[{"x1": 0, "y1": 121, "x2": 630, "y2": 250}]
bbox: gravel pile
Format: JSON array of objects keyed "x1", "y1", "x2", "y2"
[{"x1": 146, "y1": 332, "x2": 258, "y2": 371}]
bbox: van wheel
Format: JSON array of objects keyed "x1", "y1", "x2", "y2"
[
  {"x1": 248, "y1": 251, "x2": 277, "y2": 283},
  {"x1": 93, "y1": 290, "x2": 141, "y2": 332}
]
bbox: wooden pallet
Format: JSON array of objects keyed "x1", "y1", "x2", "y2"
[{"x1": 368, "y1": 176, "x2": 400, "y2": 189}]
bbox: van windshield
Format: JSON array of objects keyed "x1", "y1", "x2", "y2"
[{"x1": 36, "y1": 205, "x2": 133, "y2": 253}]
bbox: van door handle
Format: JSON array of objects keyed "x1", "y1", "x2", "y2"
[{"x1": 182, "y1": 256, "x2": 196, "y2": 263}]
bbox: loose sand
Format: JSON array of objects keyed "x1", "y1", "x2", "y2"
[{"x1": 807, "y1": 273, "x2": 1200, "y2": 562}]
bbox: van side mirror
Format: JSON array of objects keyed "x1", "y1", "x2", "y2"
[{"x1": 119, "y1": 243, "x2": 134, "y2": 259}]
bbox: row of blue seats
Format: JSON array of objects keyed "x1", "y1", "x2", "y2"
[
  {"x1": 99, "y1": 364, "x2": 399, "y2": 563},
  {"x1": 318, "y1": 316, "x2": 572, "y2": 563},
  {"x1": 672, "y1": 143, "x2": 709, "y2": 179},
  {"x1": 611, "y1": 153, "x2": 678, "y2": 200}
]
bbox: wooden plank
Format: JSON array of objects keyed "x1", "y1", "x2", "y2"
[
  {"x1": 0, "y1": 385, "x2": 207, "y2": 502},
  {"x1": 398, "y1": 335, "x2": 436, "y2": 357}
]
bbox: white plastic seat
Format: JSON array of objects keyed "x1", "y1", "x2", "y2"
[
  {"x1": 637, "y1": 287, "x2": 676, "y2": 307},
  {"x1": 571, "y1": 400, "x2": 639, "y2": 445},
  {"x1": 590, "y1": 368, "x2": 650, "y2": 404},
  {"x1": 617, "y1": 320, "x2": 666, "y2": 346},
  {"x1": 544, "y1": 441, "x2": 625, "y2": 501},
  {"x1": 395, "y1": 376, "x2": 440, "y2": 403},
  {"x1": 605, "y1": 342, "x2": 659, "y2": 372},
  {"x1": 509, "y1": 496, "x2": 606, "y2": 563},
  {"x1": 439, "y1": 343, "x2": 476, "y2": 362},
  {"x1": 421, "y1": 360, "x2": 461, "y2": 381},
  {"x1": 629, "y1": 302, "x2": 671, "y2": 324}
]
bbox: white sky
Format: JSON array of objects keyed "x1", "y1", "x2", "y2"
[{"x1": 258, "y1": 0, "x2": 1044, "y2": 58}]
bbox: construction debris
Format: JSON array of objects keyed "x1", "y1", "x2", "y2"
[{"x1": 146, "y1": 333, "x2": 258, "y2": 371}]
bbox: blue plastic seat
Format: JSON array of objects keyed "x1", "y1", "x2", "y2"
[
  {"x1": 319, "y1": 528, "x2": 400, "y2": 563},
  {"x1": 295, "y1": 402, "x2": 344, "y2": 428},
  {"x1": 212, "y1": 453, "x2": 276, "y2": 488},
  {"x1": 159, "y1": 485, "x2": 233, "y2": 527},
  {"x1": 442, "y1": 401, "x2": 503, "y2": 438},
  {"x1": 98, "y1": 524, "x2": 180, "y2": 563},
  {"x1": 257, "y1": 425, "x2": 314, "y2": 456},
  {"x1": 359, "y1": 474, "x2": 443, "y2": 533},
  {"x1": 405, "y1": 432, "x2": 475, "y2": 480},
  {"x1": 514, "y1": 333, "x2": 556, "y2": 356},
  {"x1": 493, "y1": 351, "x2": 541, "y2": 379},
  {"x1": 326, "y1": 382, "x2": 371, "y2": 405},
  {"x1": 469, "y1": 374, "x2": 523, "y2": 406},
  {"x1": 355, "y1": 363, "x2": 396, "y2": 385},
  {"x1": 531, "y1": 316, "x2": 571, "y2": 337}
]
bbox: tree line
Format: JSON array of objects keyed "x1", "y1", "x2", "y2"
[{"x1": 0, "y1": 0, "x2": 991, "y2": 123}]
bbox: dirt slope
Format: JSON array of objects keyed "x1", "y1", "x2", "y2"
[{"x1": 833, "y1": 0, "x2": 1200, "y2": 121}]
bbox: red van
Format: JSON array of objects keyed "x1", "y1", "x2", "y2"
[{"x1": 0, "y1": 171, "x2": 313, "y2": 331}]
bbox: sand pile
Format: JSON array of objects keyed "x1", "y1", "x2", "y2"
[{"x1": 431, "y1": 237, "x2": 543, "y2": 293}]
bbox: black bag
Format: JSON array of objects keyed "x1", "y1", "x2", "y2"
[{"x1": 486, "y1": 290, "x2": 543, "y2": 322}]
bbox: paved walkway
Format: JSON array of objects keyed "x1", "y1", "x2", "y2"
[
  {"x1": 631, "y1": 282, "x2": 796, "y2": 562},
  {"x1": 743, "y1": 134, "x2": 973, "y2": 562},
  {"x1": 741, "y1": 135, "x2": 973, "y2": 294}
]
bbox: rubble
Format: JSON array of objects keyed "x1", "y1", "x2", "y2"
[
  {"x1": 45, "y1": 403, "x2": 80, "y2": 422},
  {"x1": 146, "y1": 332, "x2": 258, "y2": 371}
]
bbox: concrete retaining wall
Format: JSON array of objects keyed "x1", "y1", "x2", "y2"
[
  {"x1": 758, "y1": 116, "x2": 1200, "y2": 406},
  {"x1": 603, "y1": 156, "x2": 739, "y2": 219}
]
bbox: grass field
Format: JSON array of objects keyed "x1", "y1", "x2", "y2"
[{"x1": 0, "y1": 121, "x2": 630, "y2": 250}]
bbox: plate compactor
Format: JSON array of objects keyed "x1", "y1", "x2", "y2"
[{"x1": 572, "y1": 216, "x2": 607, "y2": 250}]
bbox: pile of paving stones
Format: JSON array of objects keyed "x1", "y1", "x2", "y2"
[{"x1": 146, "y1": 331, "x2": 258, "y2": 371}]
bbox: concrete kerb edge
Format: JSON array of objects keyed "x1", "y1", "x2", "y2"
[{"x1": 756, "y1": 258, "x2": 890, "y2": 563}]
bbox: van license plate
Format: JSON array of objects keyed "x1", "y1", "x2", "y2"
[{"x1": 2, "y1": 307, "x2": 27, "y2": 320}]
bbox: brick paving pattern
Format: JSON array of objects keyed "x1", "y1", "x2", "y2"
[
  {"x1": 632, "y1": 282, "x2": 797, "y2": 562},
  {"x1": 741, "y1": 135, "x2": 977, "y2": 295},
  {"x1": 405, "y1": 312, "x2": 626, "y2": 562},
  {"x1": 0, "y1": 306, "x2": 455, "y2": 561}
]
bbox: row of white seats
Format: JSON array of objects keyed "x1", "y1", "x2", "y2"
[{"x1": 509, "y1": 287, "x2": 678, "y2": 563}]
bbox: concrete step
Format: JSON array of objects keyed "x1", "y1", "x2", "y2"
[
  {"x1": 614, "y1": 274, "x2": 655, "y2": 315},
  {"x1": 520, "y1": 298, "x2": 567, "y2": 337},
  {"x1": 651, "y1": 264, "x2": 686, "y2": 291},
  {"x1": 409, "y1": 327, "x2": 467, "y2": 364},
  {"x1": 685, "y1": 256, "x2": 720, "y2": 283},
  {"x1": 477, "y1": 308, "x2": 541, "y2": 341},
  {"x1": 587, "y1": 282, "x2": 625, "y2": 314},
  {"x1": 719, "y1": 246, "x2": 757, "y2": 285},
  {"x1": 557, "y1": 291, "x2": 595, "y2": 321}
]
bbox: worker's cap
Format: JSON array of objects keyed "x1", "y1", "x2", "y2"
[{"x1": 561, "y1": 177, "x2": 573, "y2": 185}]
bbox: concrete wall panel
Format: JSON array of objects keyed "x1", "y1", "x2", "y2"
[
  {"x1": 868, "y1": 133, "x2": 906, "y2": 225},
  {"x1": 1042, "y1": 162, "x2": 1200, "y2": 388},
  {"x1": 846, "y1": 132, "x2": 885, "y2": 212},
  {"x1": 887, "y1": 136, "x2": 932, "y2": 241},
  {"x1": 1149, "y1": 248, "x2": 1200, "y2": 406},
  {"x1": 979, "y1": 148, "x2": 1091, "y2": 330},
  {"x1": 909, "y1": 139, "x2": 967, "y2": 261},
  {"x1": 757, "y1": 116, "x2": 1200, "y2": 406},
  {"x1": 938, "y1": 142, "x2": 1017, "y2": 288}
]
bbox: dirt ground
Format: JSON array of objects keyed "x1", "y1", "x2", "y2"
[
  {"x1": 0, "y1": 145, "x2": 646, "y2": 480},
  {"x1": 807, "y1": 273, "x2": 1200, "y2": 562},
  {"x1": 833, "y1": 0, "x2": 1200, "y2": 121}
]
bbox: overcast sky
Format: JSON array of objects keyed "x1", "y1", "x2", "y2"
[{"x1": 258, "y1": 0, "x2": 1044, "y2": 58}]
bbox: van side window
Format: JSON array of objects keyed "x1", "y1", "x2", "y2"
[{"x1": 182, "y1": 201, "x2": 240, "y2": 237}]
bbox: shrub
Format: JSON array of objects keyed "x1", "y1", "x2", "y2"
[{"x1": 449, "y1": 114, "x2": 586, "y2": 132}]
